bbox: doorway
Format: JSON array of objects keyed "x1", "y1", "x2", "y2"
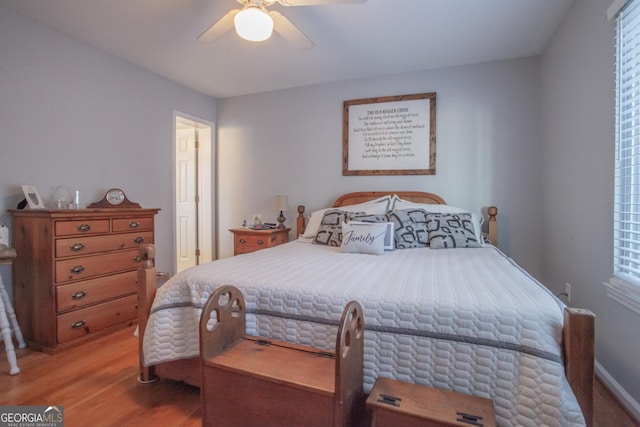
[{"x1": 175, "y1": 113, "x2": 215, "y2": 273}]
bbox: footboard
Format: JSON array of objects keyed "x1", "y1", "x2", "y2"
[
  {"x1": 137, "y1": 244, "x2": 201, "y2": 386},
  {"x1": 135, "y1": 243, "x2": 595, "y2": 426},
  {"x1": 564, "y1": 307, "x2": 595, "y2": 427},
  {"x1": 137, "y1": 244, "x2": 158, "y2": 383}
]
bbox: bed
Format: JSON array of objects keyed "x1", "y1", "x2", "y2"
[{"x1": 136, "y1": 191, "x2": 594, "y2": 427}]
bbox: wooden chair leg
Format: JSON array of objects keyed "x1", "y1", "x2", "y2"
[
  {"x1": 0, "y1": 282, "x2": 25, "y2": 349},
  {"x1": 0, "y1": 296, "x2": 19, "y2": 375}
]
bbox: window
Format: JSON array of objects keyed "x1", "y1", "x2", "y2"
[{"x1": 610, "y1": 0, "x2": 640, "y2": 313}]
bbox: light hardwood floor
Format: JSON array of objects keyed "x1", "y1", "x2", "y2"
[{"x1": 0, "y1": 326, "x2": 638, "y2": 427}]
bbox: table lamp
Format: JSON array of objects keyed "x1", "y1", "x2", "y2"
[{"x1": 274, "y1": 195, "x2": 289, "y2": 229}]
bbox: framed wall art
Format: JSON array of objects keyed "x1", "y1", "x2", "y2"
[{"x1": 343, "y1": 92, "x2": 436, "y2": 176}]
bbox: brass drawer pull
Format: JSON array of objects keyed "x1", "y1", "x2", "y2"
[
  {"x1": 70, "y1": 265, "x2": 85, "y2": 274},
  {"x1": 77, "y1": 224, "x2": 91, "y2": 232},
  {"x1": 70, "y1": 243, "x2": 85, "y2": 251},
  {"x1": 71, "y1": 320, "x2": 86, "y2": 329},
  {"x1": 71, "y1": 291, "x2": 87, "y2": 300},
  {"x1": 129, "y1": 221, "x2": 140, "y2": 228},
  {"x1": 257, "y1": 239, "x2": 264, "y2": 245},
  {"x1": 134, "y1": 256, "x2": 142, "y2": 263},
  {"x1": 239, "y1": 239, "x2": 247, "y2": 244},
  {"x1": 134, "y1": 236, "x2": 145, "y2": 244}
]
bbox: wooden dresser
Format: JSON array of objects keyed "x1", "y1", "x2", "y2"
[{"x1": 10, "y1": 208, "x2": 159, "y2": 353}]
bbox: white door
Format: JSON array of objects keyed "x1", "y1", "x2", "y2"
[
  {"x1": 176, "y1": 127, "x2": 198, "y2": 272},
  {"x1": 175, "y1": 116, "x2": 214, "y2": 273}
]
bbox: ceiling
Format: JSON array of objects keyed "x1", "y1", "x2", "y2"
[{"x1": 0, "y1": 0, "x2": 574, "y2": 98}]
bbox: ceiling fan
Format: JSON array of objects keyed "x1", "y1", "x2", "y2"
[{"x1": 198, "y1": 0, "x2": 366, "y2": 50}]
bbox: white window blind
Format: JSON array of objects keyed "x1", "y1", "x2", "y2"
[{"x1": 615, "y1": 0, "x2": 640, "y2": 285}]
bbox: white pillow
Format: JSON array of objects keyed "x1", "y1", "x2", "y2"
[
  {"x1": 301, "y1": 195, "x2": 392, "y2": 238},
  {"x1": 349, "y1": 220, "x2": 395, "y2": 250},
  {"x1": 391, "y1": 198, "x2": 484, "y2": 245},
  {"x1": 340, "y1": 222, "x2": 387, "y2": 255}
]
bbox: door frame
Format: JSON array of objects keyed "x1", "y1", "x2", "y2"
[{"x1": 173, "y1": 111, "x2": 216, "y2": 273}]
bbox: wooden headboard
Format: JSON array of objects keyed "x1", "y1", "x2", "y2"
[
  {"x1": 333, "y1": 191, "x2": 445, "y2": 207},
  {"x1": 297, "y1": 191, "x2": 446, "y2": 237},
  {"x1": 296, "y1": 191, "x2": 498, "y2": 246}
]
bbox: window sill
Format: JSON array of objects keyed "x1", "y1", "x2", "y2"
[{"x1": 604, "y1": 276, "x2": 640, "y2": 315}]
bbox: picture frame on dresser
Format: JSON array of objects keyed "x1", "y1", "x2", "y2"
[{"x1": 20, "y1": 185, "x2": 45, "y2": 209}]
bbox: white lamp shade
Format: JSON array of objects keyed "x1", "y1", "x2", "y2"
[
  {"x1": 234, "y1": 6, "x2": 274, "y2": 42},
  {"x1": 274, "y1": 195, "x2": 289, "y2": 212}
]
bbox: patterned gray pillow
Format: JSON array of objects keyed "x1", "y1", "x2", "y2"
[
  {"x1": 351, "y1": 213, "x2": 388, "y2": 223},
  {"x1": 387, "y1": 209, "x2": 429, "y2": 248},
  {"x1": 426, "y1": 213, "x2": 482, "y2": 249},
  {"x1": 314, "y1": 210, "x2": 364, "y2": 246}
]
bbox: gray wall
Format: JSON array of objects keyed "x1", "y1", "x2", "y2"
[
  {"x1": 0, "y1": 6, "x2": 217, "y2": 298},
  {"x1": 541, "y1": 0, "x2": 640, "y2": 414},
  {"x1": 217, "y1": 58, "x2": 543, "y2": 273}
]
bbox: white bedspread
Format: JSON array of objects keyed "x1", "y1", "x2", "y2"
[{"x1": 143, "y1": 241, "x2": 585, "y2": 426}]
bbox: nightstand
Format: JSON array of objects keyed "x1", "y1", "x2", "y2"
[{"x1": 229, "y1": 228, "x2": 290, "y2": 255}]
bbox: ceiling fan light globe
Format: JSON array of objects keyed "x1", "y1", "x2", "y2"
[{"x1": 234, "y1": 7, "x2": 274, "y2": 42}]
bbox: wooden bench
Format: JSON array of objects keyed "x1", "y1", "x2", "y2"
[
  {"x1": 200, "y1": 285, "x2": 365, "y2": 427},
  {"x1": 366, "y1": 377, "x2": 497, "y2": 427}
]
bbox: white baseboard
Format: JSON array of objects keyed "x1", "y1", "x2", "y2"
[{"x1": 595, "y1": 360, "x2": 640, "y2": 421}]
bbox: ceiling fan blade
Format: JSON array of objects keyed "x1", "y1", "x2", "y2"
[
  {"x1": 197, "y1": 9, "x2": 240, "y2": 42},
  {"x1": 270, "y1": 11, "x2": 315, "y2": 50},
  {"x1": 275, "y1": 0, "x2": 366, "y2": 6}
]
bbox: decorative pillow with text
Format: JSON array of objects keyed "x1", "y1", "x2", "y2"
[
  {"x1": 351, "y1": 213, "x2": 394, "y2": 250},
  {"x1": 340, "y1": 222, "x2": 387, "y2": 255}
]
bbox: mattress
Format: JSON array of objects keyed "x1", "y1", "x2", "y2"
[{"x1": 143, "y1": 241, "x2": 585, "y2": 427}]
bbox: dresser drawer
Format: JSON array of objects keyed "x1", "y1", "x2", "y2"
[
  {"x1": 56, "y1": 294, "x2": 138, "y2": 344},
  {"x1": 56, "y1": 270, "x2": 138, "y2": 312},
  {"x1": 112, "y1": 217, "x2": 154, "y2": 232},
  {"x1": 55, "y1": 219, "x2": 110, "y2": 236},
  {"x1": 55, "y1": 249, "x2": 143, "y2": 283},
  {"x1": 55, "y1": 231, "x2": 153, "y2": 258}
]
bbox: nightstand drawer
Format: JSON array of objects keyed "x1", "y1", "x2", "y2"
[
  {"x1": 56, "y1": 270, "x2": 138, "y2": 312},
  {"x1": 56, "y1": 294, "x2": 138, "y2": 344},
  {"x1": 235, "y1": 234, "x2": 271, "y2": 251},
  {"x1": 55, "y1": 248, "x2": 143, "y2": 283},
  {"x1": 231, "y1": 228, "x2": 290, "y2": 255},
  {"x1": 55, "y1": 231, "x2": 153, "y2": 258}
]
